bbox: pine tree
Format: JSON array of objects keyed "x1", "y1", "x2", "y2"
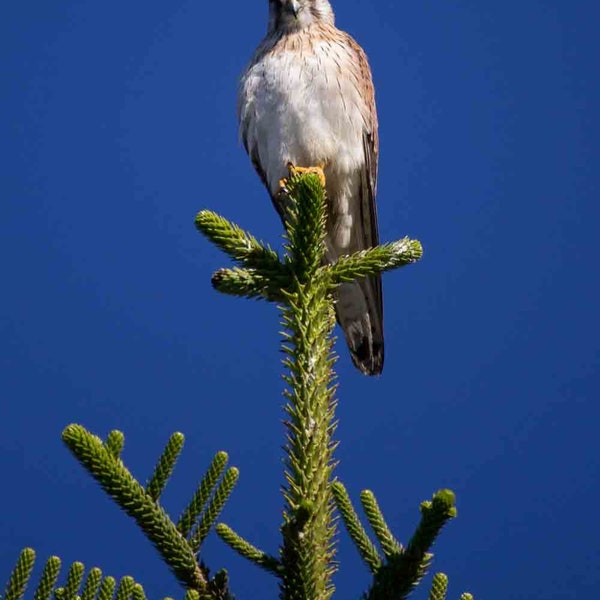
[{"x1": 2, "y1": 170, "x2": 472, "y2": 600}]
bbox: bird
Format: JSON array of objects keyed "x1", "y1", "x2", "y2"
[{"x1": 238, "y1": 0, "x2": 383, "y2": 375}]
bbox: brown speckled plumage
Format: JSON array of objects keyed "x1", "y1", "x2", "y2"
[{"x1": 239, "y1": 0, "x2": 384, "y2": 375}]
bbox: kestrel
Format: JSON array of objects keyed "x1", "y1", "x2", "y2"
[{"x1": 239, "y1": 0, "x2": 383, "y2": 375}]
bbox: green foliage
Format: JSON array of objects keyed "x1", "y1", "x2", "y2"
[
  {"x1": 3, "y1": 170, "x2": 475, "y2": 600},
  {"x1": 427, "y1": 574, "x2": 448, "y2": 600},
  {"x1": 177, "y1": 452, "x2": 228, "y2": 539},
  {"x1": 333, "y1": 483, "x2": 461, "y2": 600},
  {"x1": 33, "y1": 556, "x2": 61, "y2": 600},
  {"x1": 57, "y1": 562, "x2": 85, "y2": 600},
  {"x1": 147, "y1": 432, "x2": 185, "y2": 502},
  {"x1": 194, "y1": 212, "x2": 288, "y2": 301},
  {"x1": 0, "y1": 550, "x2": 182, "y2": 600},
  {"x1": 361, "y1": 490, "x2": 457, "y2": 600},
  {"x1": 194, "y1": 172, "x2": 422, "y2": 304},
  {"x1": 360, "y1": 491, "x2": 404, "y2": 558},
  {"x1": 215, "y1": 525, "x2": 281, "y2": 575},
  {"x1": 61, "y1": 426, "x2": 235, "y2": 599},
  {"x1": 3, "y1": 548, "x2": 35, "y2": 600},
  {"x1": 198, "y1": 171, "x2": 427, "y2": 600},
  {"x1": 327, "y1": 240, "x2": 423, "y2": 287},
  {"x1": 80, "y1": 568, "x2": 102, "y2": 600},
  {"x1": 331, "y1": 483, "x2": 382, "y2": 573},
  {"x1": 277, "y1": 173, "x2": 339, "y2": 600},
  {"x1": 188, "y1": 466, "x2": 239, "y2": 553}
]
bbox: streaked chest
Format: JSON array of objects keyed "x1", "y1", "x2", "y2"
[{"x1": 240, "y1": 35, "x2": 366, "y2": 169}]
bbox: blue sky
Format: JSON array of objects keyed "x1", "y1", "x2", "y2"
[{"x1": 2, "y1": 1, "x2": 599, "y2": 599}]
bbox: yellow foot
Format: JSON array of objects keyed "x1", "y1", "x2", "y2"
[{"x1": 278, "y1": 162, "x2": 327, "y2": 194}]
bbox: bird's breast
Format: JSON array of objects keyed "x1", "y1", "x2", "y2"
[{"x1": 240, "y1": 39, "x2": 366, "y2": 195}]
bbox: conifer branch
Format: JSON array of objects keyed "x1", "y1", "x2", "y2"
[
  {"x1": 62, "y1": 425, "x2": 208, "y2": 593},
  {"x1": 131, "y1": 584, "x2": 147, "y2": 600},
  {"x1": 194, "y1": 211, "x2": 283, "y2": 275},
  {"x1": 97, "y1": 577, "x2": 116, "y2": 600},
  {"x1": 277, "y1": 172, "x2": 339, "y2": 600},
  {"x1": 204, "y1": 570, "x2": 230, "y2": 600},
  {"x1": 146, "y1": 432, "x2": 185, "y2": 502},
  {"x1": 189, "y1": 468, "x2": 240, "y2": 553},
  {"x1": 0, "y1": 166, "x2": 475, "y2": 600},
  {"x1": 195, "y1": 169, "x2": 428, "y2": 600},
  {"x1": 80, "y1": 568, "x2": 102, "y2": 600},
  {"x1": 459, "y1": 594, "x2": 474, "y2": 600},
  {"x1": 2, "y1": 553, "x2": 153, "y2": 600},
  {"x1": 60, "y1": 562, "x2": 85, "y2": 600},
  {"x1": 405, "y1": 490, "x2": 457, "y2": 565},
  {"x1": 331, "y1": 482, "x2": 381, "y2": 572},
  {"x1": 211, "y1": 268, "x2": 286, "y2": 302},
  {"x1": 326, "y1": 239, "x2": 423, "y2": 287},
  {"x1": 33, "y1": 556, "x2": 61, "y2": 600},
  {"x1": 114, "y1": 577, "x2": 135, "y2": 600},
  {"x1": 3, "y1": 548, "x2": 35, "y2": 600},
  {"x1": 366, "y1": 490, "x2": 457, "y2": 600},
  {"x1": 282, "y1": 172, "x2": 328, "y2": 277},
  {"x1": 360, "y1": 490, "x2": 403, "y2": 558},
  {"x1": 1, "y1": 548, "x2": 229, "y2": 600},
  {"x1": 104, "y1": 431, "x2": 125, "y2": 459},
  {"x1": 427, "y1": 573, "x2": 448, "y2": 600},
  {"x1": 215, "y1": 524, "x2": 281, "y2": 575},
  {"x1": 177, "y1": 452, "x2": 229, "y2": 539}
]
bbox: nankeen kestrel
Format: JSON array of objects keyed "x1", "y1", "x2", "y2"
[{"x1": 238, "y1": 0, "x2": 383, "y2": 375}]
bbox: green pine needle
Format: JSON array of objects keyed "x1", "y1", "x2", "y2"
[
  {"x1": 62, "y1": 425, "x2": 207, "y2": 592},
  {"x1": 211, "y1": 267, "x2": 286, "y2": 302},
  {"x1": 33, "y1": 556, "x2": 61, "y2": 600},
  {"x1": 177, "y1": 452, "x2": 229, "y2": 539},
  {"x1": 327, "y1": 239, "x2": 423, "y2": 286},
  {"x1": 97, "y1": 577, "x2": 116, "y2": 600},
  {"x1": 360, "y1": 490, "x2": 403, "y2": 558},
  {"x1": 114, "y1": 577, "x2": 135, "y2": 600},
  {"x1": 194, "y1": 211, "x2": 283, "y2": 274},
  {"x1": 282, "y1": 172, "x2": 328, "y2": 279},
  {"x1": 61, "y1": 561, "x2": 84, "y2": 600},
  {"x1": 1, "y1": 553, "x2": 209, "y2": 600},
  {"x1": 215, "y1": 524, "x2": 281, "y2": 575},
  {"x1": 190, "y1": 467, "x2": 239, "y2": 552},
  {"x1": 80, "y1": 568, "x2": 102, "y2": 600},
  {"x1": 146, "y1": 432, "x2": 185, "y2": 502},
  {"x1": 276, "y1": 171, "x2": 338, "y2": 600},
  {"x1": 131, "y1": 583, "x2": 147, "y2": 600},
  {"x1": 365, "y1": 490, "x2": 457, "y2": 600},
  {"x1": 331, "y1": 482, "x2": 381, "y2": 572},
  {"x1": 3, "y1": 548, "x2": 35, "y2": 600},
  {"x1": 104, "y1": 431, "x2": 125, "y2": 459},
  {"x1": 410, "y1": 490, "x2": 457, "y2": 554},
  {"x1": 428, "y1": 573, "x2": 449, "y2": 600}
]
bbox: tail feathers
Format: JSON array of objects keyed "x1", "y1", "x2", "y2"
[{"x1": 335, "y1": 276, "x2": 384, "y2": 376}]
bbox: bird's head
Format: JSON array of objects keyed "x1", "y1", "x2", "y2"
[{"x1": 267, "y1": 0, "x2": 335, "y2": 34}]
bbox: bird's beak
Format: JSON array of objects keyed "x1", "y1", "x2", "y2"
[{"x1": 287, "y1": 0, "x2": 300, "y2": 18}]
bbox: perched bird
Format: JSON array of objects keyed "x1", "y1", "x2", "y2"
[{"x1": 238, "y1": 0, "x2": 383, "y2": 375}]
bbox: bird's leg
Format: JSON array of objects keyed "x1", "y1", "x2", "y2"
[{"x1": 278, "y1": 162, "x2": 327, "y2": 194}]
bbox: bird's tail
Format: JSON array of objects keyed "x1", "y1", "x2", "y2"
[{"x1": 335, "y1": 274, "x2": 384, "y2": 375}]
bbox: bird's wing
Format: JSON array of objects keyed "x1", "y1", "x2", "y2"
[{"x1": 330, "y1": 33, "x2": 384, "y2": 374}]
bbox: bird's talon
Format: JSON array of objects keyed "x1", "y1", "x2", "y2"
[
  {"x1": 278, "y1": 177, "x2": 289, "y2": 195},
  {"x1": 287, "y1": 164, "x2": 327, "y2": 188}
]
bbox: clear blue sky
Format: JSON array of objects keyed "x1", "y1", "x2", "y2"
[{"x1": 2, "y1": 2, "x2": 599, "y2": 599}]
